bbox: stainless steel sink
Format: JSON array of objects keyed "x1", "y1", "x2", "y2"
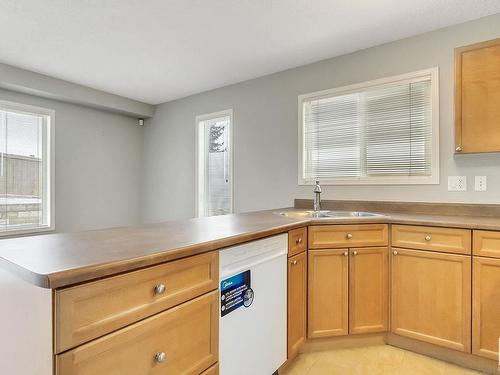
[{"x1": 277, "y1": 210, "x2": 385, "y2": 219}]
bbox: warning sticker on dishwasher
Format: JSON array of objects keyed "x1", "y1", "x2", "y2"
[{"x1": 220, "y1": 270, "x2": 253, "y2": 317}]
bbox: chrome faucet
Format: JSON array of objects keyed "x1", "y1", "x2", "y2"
[{"x1": 313, "y1": 180, "x2": 322, "y2": 212}]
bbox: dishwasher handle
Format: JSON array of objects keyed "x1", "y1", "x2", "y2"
[{"x1": 220, "y1": 249, "x2": 287, "y2": 279}]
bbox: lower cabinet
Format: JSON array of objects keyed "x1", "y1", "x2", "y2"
[
  {"x1": 288, "y1": 251, "x2": 307, "y2": 359},
  {"x1": 472, "y1": 256, "x2": 500, "y2": 360},
  {"x1": 391, "y1": 248, "x2": 471, "y2": 352},
  {"x1": 308, "y1": 249, "x2": 349, "y2": 338},
  {"x1": 349, "y1": 247, "x2": 388, "y2": 334},
  {"x1": 308, "y1": 247, "x2": 388, "y2": 338},
  {"x1": 56, "y1": 291, "x2": 219, "y2": 375}
]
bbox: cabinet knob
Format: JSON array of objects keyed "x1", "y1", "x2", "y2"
[
  {"x1": 295, "y1": 237, "x2": 302, "y2": 244},
  {"x1": 346, "y1": 233, "x2": 353, "y2": 240},
  {"x1": 393, "y1": 250, "x2": 398, "y2": 255},
  {"x1": 154, "y1": 352, "x2": 167, "y2": 363},
  {"x1": 291, "y1": 260, "x2": 298, "y2": 265},
  {"x1": 425, "y1": 235, "x2": 432, "y2": 241},
  {"x1": 343, "y1": 251, "x2": 348, "y2": 256},
  {"x1": 455, "y1": 146, "x2": 462, "y2": 152},
  {"x1": 154, "y1": 284, "x2": 166, "y2": 295},
  {"x1": 352, "y1": 250, "x2": 358, "y2": 256}
]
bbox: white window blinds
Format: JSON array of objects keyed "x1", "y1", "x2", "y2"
[{"x1": 300, "y1": 69, "x2": 438, "y2": 184}]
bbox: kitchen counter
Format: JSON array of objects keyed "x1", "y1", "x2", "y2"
[{"x1": 2, "y1": 207, "x2": 500, "y2": 289}]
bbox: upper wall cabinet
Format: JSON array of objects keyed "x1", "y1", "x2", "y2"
[{"x1": 455, "y1": 38, "x2": 500, "y2": 153}]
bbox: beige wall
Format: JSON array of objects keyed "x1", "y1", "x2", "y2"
[{"x1": 143, "y1": 13, "x2": 500, "y2": 223}]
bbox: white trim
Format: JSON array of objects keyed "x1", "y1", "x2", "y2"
[
  {"x1": 297, "y1": 67, "x2": 440, "y2": 186},
  {"x1": 195, "y1": 109, "x2": 234, "y2": 217},
  {"x1": 0, "y1": 99, "x2": 55, "y2": 236}
]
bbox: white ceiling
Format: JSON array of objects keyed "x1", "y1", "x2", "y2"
[{"x1": 0, "y1": 1, "x2": 499, "y2": 105}]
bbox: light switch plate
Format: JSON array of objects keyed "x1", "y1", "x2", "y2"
[
  {"x1": 448, "y1": 176, "x2": 467, "y2": 191},
  {"x1": 475, "y1": 176, "x2": 487, "y2": 191}
]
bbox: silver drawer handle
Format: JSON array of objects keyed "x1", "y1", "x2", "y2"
[
  {"x1": 346, "y1": 233, "x2": 353, "y2": 240},
  {"x1": 352, "y1": 250, "x2": 358, "y2": 256},
  {"x1": 295, "y1": 237, "x2": 302, "y2": 244},
  {"x1": 291, "y1": 260, "x2": 298, "y2": 265},
  {"x1": 154, "y1": 284, "x2": 166, "y2": 295},
  {"x1": 393, "y1": 250, "x2": 398, "y2": 255},
  {"x1": 344, "y1": 251, "x2": 348, "y2": 256},
  {"x1": 425, "y1": 235, "x2": 432, "y2": 241},
  {"x1": 155, "y1": 352, "x2": 167, "y2": 363}
]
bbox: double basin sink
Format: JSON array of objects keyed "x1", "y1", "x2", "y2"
[{"x1": 277, "y1": 210, "x2": 385, "y2": 219}]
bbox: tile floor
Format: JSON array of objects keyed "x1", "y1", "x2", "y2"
[{"x1": 281, "y1": 345, "x2": 486, "y2": 375}]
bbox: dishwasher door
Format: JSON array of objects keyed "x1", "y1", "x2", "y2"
[{"x1": 219, "y1": 234, "x2": 287, "y2": 375}]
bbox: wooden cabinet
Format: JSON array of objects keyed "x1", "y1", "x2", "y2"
[
  {"x1": 392, "y1": 225, "x2": 471, "y2": 255},
  {"x1": 391, "y1": 248, "x2": 471, "y2": 352},
  {"x1": 308, "y1": 247, "x2": 388, "y2": 338},
  {"x1": 349, "y1": 247, "x2": 388, "y2": 334},
  {"x1": 455, "y1": 38, "x2": 500, "y2": 153},
  {"x1": 201, "y1": 363, "x2": 219, "y2": 375},
  {"x1": 287, "y1": 251, "x2": 307, "y2": 359},
  {"x1": 55, "y1": 251, "x2": 218, "y2": 353},
  {"x1": 472, "y1": 257, "x2": 500, "y2": 360},
  {"x1": 56, "y1": 291, "x2": 219, "y2": 375},
  {"x1": 309, "y1": 224, "x2": 388, "y2": 249},
  {"x1": 288, "y1": 227, "x2": 307, "y2": 257},
  {"x1": 473, "y1": 230, "x2": 500, "y2": 258},
  {"x1": 308, "y1": 249, "x2": 349, "y2": 338}
]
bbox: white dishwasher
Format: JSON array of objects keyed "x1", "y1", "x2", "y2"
[{"x1": 219, "y1": 234, "x2": 288, "y2": 375}]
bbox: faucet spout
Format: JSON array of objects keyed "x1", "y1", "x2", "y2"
[{"x1": 313, "y1": 180, "x2": 322, "y2": 212}]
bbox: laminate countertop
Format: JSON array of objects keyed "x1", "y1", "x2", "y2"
[{"x1": 1, "y1": 208, "x2": 500, "y2": 289}]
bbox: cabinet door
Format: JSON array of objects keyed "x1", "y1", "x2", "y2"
[
  {"x1": 455, "y1": 38, "x2": 500, "y2": 153},
  {"x1": 349, "y1": 247, "x2": 388, "y2": 334},
  {"x1": 391, "y1": 248, "x2": 471, "y2": 352},
  {"x1": 473, "y1": 257, "x2": 500, "y2": 360},
  {"x1": 288, "y1": 252, "x2": 307, "y2": 359},
  {"x1": 308, "y1": 249, "x2": 348, "y2": 338}
]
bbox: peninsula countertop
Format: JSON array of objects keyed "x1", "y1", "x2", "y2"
[{"x1": 2, "y1": 207, "x2": 500, "y2": 289}]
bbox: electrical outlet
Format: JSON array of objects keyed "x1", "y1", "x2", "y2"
[
  {"x1": 475, "y1": 176, "x2": 487, "y2": 191},
  {"x1": 448, "y1": 176, "x2": 467, "y2": 191}
]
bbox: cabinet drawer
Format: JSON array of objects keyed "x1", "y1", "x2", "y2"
[
  {"x1": 55, "y1": 251, "x2": 218, "y2": 353},
  {"x1": 392, "y1": 225, "x2": 471, "y2": 255},
  {"x1": 56, "y1": 291, "x2": 218, "y2": 375},
  {"x1": 288, "y1": 227, "x2": 307, "y2": 257},
  {"x1": 473, "y1": 230, "x2": 500, "y2": 259},
  {"x1": 308, "y1": 224, "x2": 388, "y2": 249}
]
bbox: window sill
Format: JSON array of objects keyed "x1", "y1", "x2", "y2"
[
  {"x1": 299, "y1": 176, "x2": 439, "y2": 186},
  {"x1": 0, "y1": 225, "x2": 55, "y2": 238}
]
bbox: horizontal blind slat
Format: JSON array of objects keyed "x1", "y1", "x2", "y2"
[{"x1": 302, "y1": 77, "x2": 433, "y2": 181}]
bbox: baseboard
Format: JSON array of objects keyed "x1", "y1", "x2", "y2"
[
  {"x1": 387, "y1": 333, "x2": 499, "y2": 375},
  {"x1": 300, "y1": 332, "x2": 387, "y2": 353}
]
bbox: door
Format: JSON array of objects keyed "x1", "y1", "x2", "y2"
[
  {"x1": 349, "y1": 247, "x2": 388, "y2": 334},
  {"x1": 472, "y1": 256, "x2": 500, "y2": 360},
  {"x1": 391, "y1": 248, "x2": 471, "y2": 352},
  {"x1": 308, "y1": 249, "x2": 348, "y2": 338},
  {"x1": 288, "y1": 251, "x2": 307, "y2": 359}
]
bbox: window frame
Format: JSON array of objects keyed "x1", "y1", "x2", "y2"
[
  {"x1": 298, "y1": 67, "x2": 440, "y2": 186},
  {"x1": 0, "y1": 99, "x2": 55, "y2": 237},
  {"x1": 195, "y1": 109, "x2": 234, "y2": 217}
]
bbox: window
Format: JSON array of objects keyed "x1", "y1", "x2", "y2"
[
  {"x1": 298, "y1": 68, "x2": 439, "y2": 185},
  {"x1": 0, "y1": 101, "x2": 54, "y2": 235},
  {"x1": 196, "y1": 109, "x2": 233, "y2": 217}
]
